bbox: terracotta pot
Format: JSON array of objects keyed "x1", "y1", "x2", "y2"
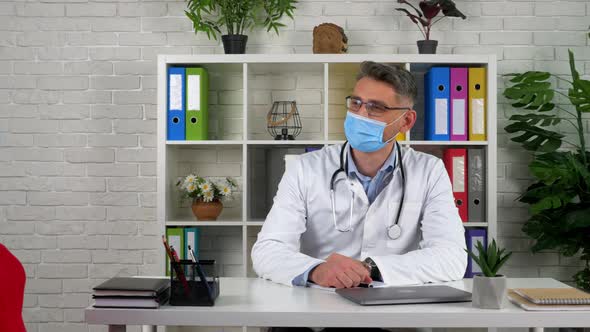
[{"x1": 191, "y1": 199, "x2": 223, "y2": 221}]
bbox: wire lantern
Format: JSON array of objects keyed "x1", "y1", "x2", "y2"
[{"x1": 266, "y1": 101, "x2": 302, "y2": 140}]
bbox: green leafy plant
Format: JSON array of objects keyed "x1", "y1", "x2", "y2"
[
  {"x1": 184, "y1": 0, "x2": 297, "y2": 40},
  {"x1": 395, "y1": 0, "x2": 466, "y2": 41},
  {"x1": 503, "y1": 49, "x2": 590, "y2": 291},
  {"x1": 465, "y1": 239, "x2": 512, "y2": 277}
]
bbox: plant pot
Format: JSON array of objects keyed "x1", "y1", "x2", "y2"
[
  {"x1": 417, "y1": 40, "x2": 438, "y2": 54},
  {"x1": 472, "y1": 274, "x2": 507, "y2": 309},
  {"x1": 191, "y1": 199, "x2": 223, "y2": 221},
  {"x1": 222, "y1": 34, "x2": 248, "y2": 54}
]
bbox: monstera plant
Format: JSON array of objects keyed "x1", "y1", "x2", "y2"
[{"x1": 503, "y1": 49, "x2": 590, "y2": 291}]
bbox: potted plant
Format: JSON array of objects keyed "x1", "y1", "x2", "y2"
[
  {"x1": 395, "y1": 0, "x2": 466, "y2": 54},
  {"x1": 503, "y1": 48, "x2": 590, "y2": 292},
  {"x1": 184, "y1": 0, "x2": 298, "y2": 54},
  {"x1": 466, "y1": 239, "x2": 513, "y2": 309},
  {"x1": 177, "y1": 174, "x2": 237, "y2": 221}
]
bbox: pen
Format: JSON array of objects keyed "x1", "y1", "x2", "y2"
[
  {"x1": 187, "y1": 245, "x2": 197, "y2": 263},
  {"x1": 170, "y1": 245, "x2": 180, "y2": 262},
  {"x1": 187, "y1": 245, "x2": 197, "y2": 281},
  {"x1": 358, "y1": 283, "x2": 373, "y2": 288},
  {"x1": 162, "y1": 236, "x2": 191, "y2": 296}
]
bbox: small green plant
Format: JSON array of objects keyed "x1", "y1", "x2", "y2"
[
  {"x1": 465, "y1": 239, "x2": 512, "y2": 277},
  {"x1": 184, "y1": 0, "x2": 298, "y2": 40}
]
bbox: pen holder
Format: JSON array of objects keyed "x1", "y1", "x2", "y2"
[{"x1": 169, "y1": 259, "x2": 220, "y2": 306}]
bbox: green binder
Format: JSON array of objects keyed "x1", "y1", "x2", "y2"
[
  {"x1": 185, "y1": 67, "x2": 209, "y2": 140},
  {"x1": 165, "y1": 227, "x2": 184, "y2": 276}
]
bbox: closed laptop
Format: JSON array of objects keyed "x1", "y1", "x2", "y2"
[{"x1": 336, "y1": 285, "x2": 472, "y2": 306}]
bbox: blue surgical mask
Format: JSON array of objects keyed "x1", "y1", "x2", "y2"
[{"x1": 344, "y1": 111, "x2": 407, "y2": 153}]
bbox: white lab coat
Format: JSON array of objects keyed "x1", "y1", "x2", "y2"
[{"x1": 251, "y1": 144, "x2": 467, "y2": 287}]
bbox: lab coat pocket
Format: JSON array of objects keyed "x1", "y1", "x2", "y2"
[{"x1": 386, "y1": 202, "x2": 423, "y2": 249}]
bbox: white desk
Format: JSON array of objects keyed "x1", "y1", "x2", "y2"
[{"x1": 85, "y1": 278, "x2": 590, "y2": 332}]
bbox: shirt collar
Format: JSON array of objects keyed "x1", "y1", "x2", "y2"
[{"x1": 346, "y1": 143, "x2": 397, "y2": 181}]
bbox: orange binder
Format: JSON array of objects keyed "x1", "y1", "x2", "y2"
[
  {"x1": 443, "y1": 148, "x2": 468, "y2": 222},
  {"x1": 468, "y1": 68, "x2": 486, "y2": 141}
]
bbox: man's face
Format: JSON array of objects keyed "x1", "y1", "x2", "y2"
[{"x1": 350, "y1": 77, "x2": 415, "y2": 144}]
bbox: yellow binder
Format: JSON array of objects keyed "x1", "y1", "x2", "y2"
[{"x1": 468, "y1": 68, "x2": 486, "y2": 141}]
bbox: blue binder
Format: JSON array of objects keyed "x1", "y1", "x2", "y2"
[
  {"x1": 464, "y1": 228, "x2": 487, "y2": 278},
  {"x1": 424, "y1": 67, "x2": 450, "y2": 141},
  {"x1": 183, "y1": 227, "x2": 199, "y2": 260},
  {"x1": 167, "y1": 67, "x2": 186, "y2": 140}
]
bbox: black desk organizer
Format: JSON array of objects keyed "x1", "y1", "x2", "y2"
[{"x1": 169, "y1": 259, "x2": 220, "y2": 306}]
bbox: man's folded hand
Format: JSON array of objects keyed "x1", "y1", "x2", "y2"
[{"x1": 308, "y1": 253, "x2": 372, "y2": 288}]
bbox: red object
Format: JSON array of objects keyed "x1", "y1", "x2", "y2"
[
  {"x1": 443, "y1": 148, "x2": 468, "y2": 222},
  {"x1": 162, "y1": 236, "x2": 190, "y2": 296},
  {"x1": 0, "y1": 243, "x2": 26, "y2": 332}
]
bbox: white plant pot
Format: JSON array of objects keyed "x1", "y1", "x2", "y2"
[{"x1": 472, "y1": 274, "x2": 507, "y2": 309}]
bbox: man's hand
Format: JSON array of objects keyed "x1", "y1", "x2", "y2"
[{"x1": 308, "y1": 253, "x2": 372, "y2": 288}]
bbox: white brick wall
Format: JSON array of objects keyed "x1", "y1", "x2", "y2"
[{"x1": 1, "y1": 0, "x2": 589, "y2": 331}]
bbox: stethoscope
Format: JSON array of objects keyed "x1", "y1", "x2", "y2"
[{"x1": 329, "y1": 140, "x2": 406, "y2": 240}]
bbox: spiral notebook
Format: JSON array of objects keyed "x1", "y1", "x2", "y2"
[
  {"x1": 508, "y1": 291, "x2": 590, "y2": 311},
  {"x1": 513, "y1": 288, "x2": 590, "y2": 305}
]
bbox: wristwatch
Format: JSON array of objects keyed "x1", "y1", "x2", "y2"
[{"x1": 363, "y1": 257, "x2": 383, "y2": 282}]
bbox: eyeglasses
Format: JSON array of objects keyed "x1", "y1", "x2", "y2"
[{"x1": 345, "y1": 96, "x2": 410, "y2": 117}]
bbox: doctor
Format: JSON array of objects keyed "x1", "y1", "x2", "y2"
[{"x1": 251, "y1": 61, "x2": 467, "y2": 289}]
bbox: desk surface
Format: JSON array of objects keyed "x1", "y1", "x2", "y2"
[{"x1": 85, "y1": 278, "x2": 590, "y2": 328}]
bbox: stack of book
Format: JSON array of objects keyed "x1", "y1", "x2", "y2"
[
  {"x1": 92, "y1": 277, "x2": 170, "y2": 309},
  {"x1": 508, "y1": 288, "x2": 590, "y2": 311}
]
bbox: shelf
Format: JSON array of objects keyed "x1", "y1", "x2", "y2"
[
  {"x1": 402, "y1": 141, "x2": 488, "y2": 146},
  {"x1": 463, "y1": 222, "x2": 488, "y2": 228},
  {"x1": 247, "y1": 140, "x2": 326, "y2": 146},
  {"x1": 162, "y1": 54, "x2": 495, "y2": 65},
  {"x1": 165, "y1": 140, "x2": 487, "y2": 146},
  {"x1": 167, "y1": 140, "x2": 244, "y2": 145},
  {"x1": 164, "y1": 221, "x2": 493, "y2": 227},
  {"x1": 166, "y1": 221, "x2": 244, "y2": 227},
  {"x1": 161, "y1": 221, "x2": 492, "y2": 228}
]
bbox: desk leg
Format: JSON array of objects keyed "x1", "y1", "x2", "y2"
[
  {"x1": 142, "y1": 325, "x2": 157, "y2": 332},
  {"x1": 530, "y1": 328, "x2": 544, "y2": 332},
  {"x1": 108, "y1": 325, "x2": 125, "y2": 332}
]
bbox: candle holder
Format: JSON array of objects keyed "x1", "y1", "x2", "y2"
[{"x1": 266, "y1": 101, "x2": 302, "y2": 140}]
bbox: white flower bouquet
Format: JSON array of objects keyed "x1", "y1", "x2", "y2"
[{"x1": 176, "y1": 174, "x2": 237, "y2": 203}]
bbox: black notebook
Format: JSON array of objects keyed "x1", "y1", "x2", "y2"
[
  {"x1": 93, "y1": 277, "x2": 170, "y2": 297},
  {"x1": 93, "y1": 289, "x2": 170, "y2": 308}
]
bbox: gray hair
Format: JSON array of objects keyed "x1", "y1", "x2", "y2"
[{"x1": 356, "y1": 61, "x2": 417, "y2": 106}]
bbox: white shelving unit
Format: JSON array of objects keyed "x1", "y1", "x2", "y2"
[{"x1": 157, "y1": 54, "x2": 497, "y2": 278}]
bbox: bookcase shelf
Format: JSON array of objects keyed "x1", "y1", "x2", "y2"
[
  {"x1": 158, "y1": 54, "x2": 497, "y2": 278},
  {"x1": 166, "y1": 140, "x2": 244, "y2": 145}
]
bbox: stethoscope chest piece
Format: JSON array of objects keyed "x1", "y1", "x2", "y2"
[{"x1": 387, "y1": 224, "x2": 402, "y2": 240}]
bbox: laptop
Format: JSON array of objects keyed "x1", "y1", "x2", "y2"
[{"x1": 335, "y1": 285, "x2": 472, "y2": 306}]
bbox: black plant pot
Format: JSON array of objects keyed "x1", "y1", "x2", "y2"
[
  {"x1": 417, "y1": 40, "x2": 438, "y2": 54},
  {"x1": 222, "y1": 34, "x2": 248, "y2": 54}
]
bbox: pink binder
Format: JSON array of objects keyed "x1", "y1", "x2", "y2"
[{"x1": 450, "y1": 68, "x2": 468, "y2": 141}]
